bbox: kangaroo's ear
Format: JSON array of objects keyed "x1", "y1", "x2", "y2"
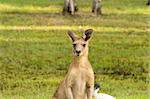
[
  {"x1": 68, "y1": 30, "x2": 77, "y2": 42},
  {"x1": 82, "y1": 29, "x2": 93, "y2": 41}
]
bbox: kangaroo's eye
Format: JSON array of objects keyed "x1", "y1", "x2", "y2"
[
  {"x1": 73, "y1": 44, "x2": 76, "y2": 47},
  {"x1": 82, "y1": 44, "x2": 86, "y2": 47}
]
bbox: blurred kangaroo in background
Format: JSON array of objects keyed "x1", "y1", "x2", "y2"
[
  {"x1": 62, "y1": 0, "x2": 102, "y2": 15},
  {"x1": 52, "y1": 29, "x2": 94, "y2": 99},
  {"x1": 92, "y1": 0, "x2": 102, "y2": 15}
]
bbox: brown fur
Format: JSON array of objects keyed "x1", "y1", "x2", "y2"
[
  {"x1": 92, "y1": 0, "x2": 102, "y2": 15},
  {"x1": 52, "y1": 29, "x2": 94, "y2": 99}
]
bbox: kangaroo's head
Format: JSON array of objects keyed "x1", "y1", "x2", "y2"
[{"x1": 68, "y1": 29, "x2": 93, "y2": 57}]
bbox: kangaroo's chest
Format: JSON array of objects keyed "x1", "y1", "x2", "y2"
[
  {"x1": 71, "y1": 67, "x2": 92, "y2": 99},
  {"x1": 73, "y1": 68, "x2": 86, "y2": 87}
]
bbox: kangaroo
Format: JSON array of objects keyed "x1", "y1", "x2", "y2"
[
  {"x1": 52, "y1": 29, "x2": 94, "y2": 99},
  {"x1": 92, "y1": 0, "x2": 102, "y2": 15}
]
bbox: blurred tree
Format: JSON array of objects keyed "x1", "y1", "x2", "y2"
[
  {"x1": 147, "y1": 0, "x2": 150, "y2": 5},
  {"x1": 62, "y1": 0, "x2": 78, "y2": 15},
  {"x1": 62, "y1": 0, "x2": 102, "y2": 15}
]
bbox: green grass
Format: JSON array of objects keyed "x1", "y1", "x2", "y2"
[{"x1": 0, "y1": 0, "x2": 149, "y2": 98}]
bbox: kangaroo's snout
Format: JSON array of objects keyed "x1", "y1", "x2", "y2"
[{"x1": 76, "y1": 50, "x2": 81, "y2": 54}]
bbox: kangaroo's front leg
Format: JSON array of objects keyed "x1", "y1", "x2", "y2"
[
  {"x1": 87, "y1": 84, "x2": 94, "y2": 99},
  {"x1": 65, "y1": 73, "x2": 75, "y2": 99},
  {"x1": 65, "y1": 87, "x2": 73, "y2": 99},
  {"x1": 86, "y1": 75, "x2": 94, "y2": 99}
]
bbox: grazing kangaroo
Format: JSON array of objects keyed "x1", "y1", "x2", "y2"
[
  {"x1": 62, "y1": 0, "x2": 102, "y2": 15},
  {"x1": 92, "y1": 0, "x2": 102, "y2": 15},
  {"x1": 52, "y1": 29, "x2": 94, "y2": 99}
]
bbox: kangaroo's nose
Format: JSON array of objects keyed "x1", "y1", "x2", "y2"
[{"x1": 76, "y1": 50, "x2": 81, "y2": 54}]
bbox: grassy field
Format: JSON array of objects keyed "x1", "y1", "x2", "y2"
[{"x1": 0, "y1": 0, "x2": 149, "y2": 99}]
